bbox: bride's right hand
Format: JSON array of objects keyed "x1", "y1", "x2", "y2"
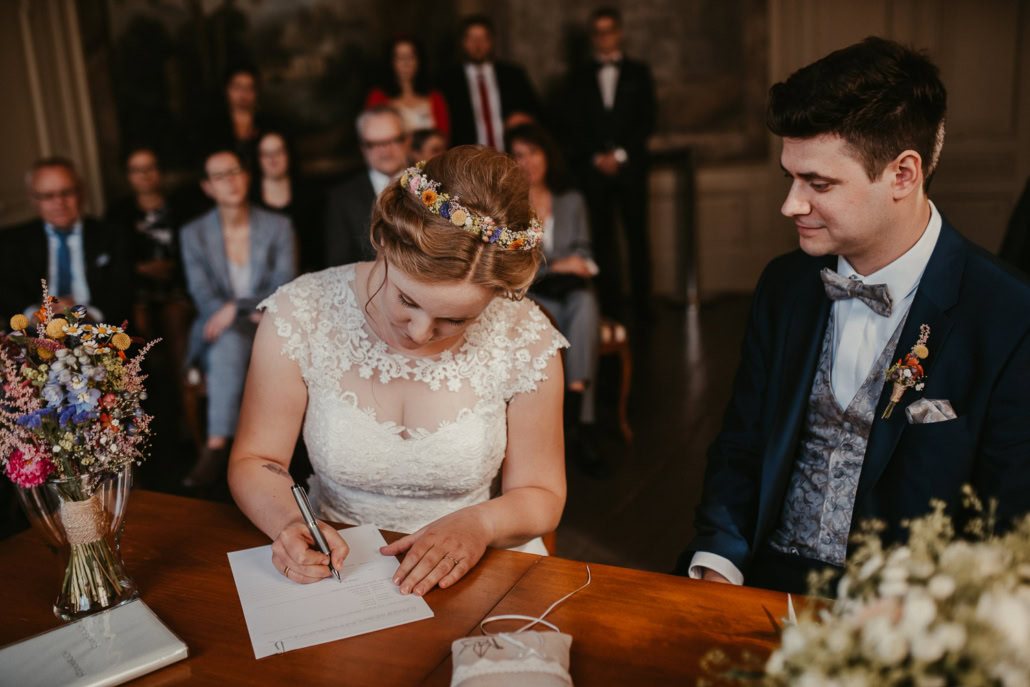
[{"x1": 271, "y1": 520, "x2": 350, "y2": 584}]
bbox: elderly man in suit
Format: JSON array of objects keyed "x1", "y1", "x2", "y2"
[
  {"x1": 440, "y1": 15, "x2": 541, "y2": 150},
  {"x1": 324, "y1": 105, "x2": 410, "y2": 268},
  {"x1": 0, "y1": 157, "x2": 133, "y2": 327},
  {"x1": 562, "y1": 7, "x2": 656, "y2": 319},
  {"x1": 676, "y1": 37, "x2": 1030, "y2": 595},
  {"x1": 180, "y1": 148, "x2": 295, "y2": 489}
]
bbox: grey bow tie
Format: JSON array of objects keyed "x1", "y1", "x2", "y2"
[{"x1": 819, "y1": 267, "x2": 894, "y2": 317}]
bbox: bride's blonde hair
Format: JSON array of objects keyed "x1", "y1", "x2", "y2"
[{"x1": 370, "y1": 145, "x2": 541, "y2": 299}]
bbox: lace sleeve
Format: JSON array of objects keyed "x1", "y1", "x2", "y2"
[
  {"x1": 502, "y1": 299, "x2": 569, "y2": 401},
  {"x1": 257, "y1": 273, "x2": 319, "y2": 379}
]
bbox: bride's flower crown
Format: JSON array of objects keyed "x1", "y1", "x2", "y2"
[{"x1": 398, "y1": 162, "x2": 543, "y2": 251}]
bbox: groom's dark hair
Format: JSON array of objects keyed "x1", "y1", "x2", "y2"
[{"x1": 767, "y1": 36, "x2": 947, "y2": 192}]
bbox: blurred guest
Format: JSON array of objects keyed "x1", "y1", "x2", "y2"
[
  {"x1": 508, "y1": 124, "x2": 604, "y2": 475},
  {"x1": 440, "y1": 15, "x2": 541, "y2": 149},
  {"x1": 325, "y1": 106, "x2": 410, "y2": 267},
  {"x1": 252, "y1": 131, "x2": 324, "y2": 273},
  {"x1": 180, "y1": 149, "x2": 295, "y2": 489},
  {"x1": 105, "y1": 147, "x2": 191, "y2": 373},
  {"x1": 203, "y1": 65, "x2": 276, "y2": 174},
  {"x1": 411, "y1": 128, "x2": 448, "y2": 162},
  {"x1": 1000, "y1": 178, "x2": 1030, "y2": 275},
  {"x1": 365, "y1": 36, "x2": 450, "y2": 141},
  {"x1": 0, "y1": 157, "x2": 132, "y2": 326},
  {"x1": 562, "y1": 7, "x2": 656, "y2": 318}
]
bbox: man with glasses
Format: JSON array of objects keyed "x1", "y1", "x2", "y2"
[
  {"x1": 325, "y1": 105, "x2": 411, "y2": 267},
  {"x1": 0, "y1": 157, "x2": 132, "y2": 326}
]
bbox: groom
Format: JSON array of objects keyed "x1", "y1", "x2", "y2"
[{"x1": 675, "y1": 37, "x2": 1030, "y2": 594}]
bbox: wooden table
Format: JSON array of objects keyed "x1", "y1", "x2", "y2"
[{"x1": 0, "y1": 490, "x2": 790, "y2": 685}]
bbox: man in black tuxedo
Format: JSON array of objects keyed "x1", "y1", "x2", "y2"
[
  {"x1": 0, "y1": 157, "x2": 133, "y2": 327},
  {"x1": 324, "y1": 106, "x2": 411, "y2": 267},
  {"x1": 676, "y1": 37, "x2": 1030, "y2": 594},
  {"x1": 562, "y1": 7, "x2": 656, "y2": 318},
  {"x1": 440, "y1": 15, "x2": 541, "y2": 149}
]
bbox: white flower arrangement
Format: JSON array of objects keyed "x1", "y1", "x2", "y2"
[{"x1": 702, "y1": 487, "x2": 1030, "y2": 687}]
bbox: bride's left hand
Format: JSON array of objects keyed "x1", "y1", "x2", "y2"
[{"x1": 380, "y1": 506, "x2": 493, "y2": 596}]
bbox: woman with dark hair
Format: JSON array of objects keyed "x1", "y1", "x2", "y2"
[
  {"x1": 229, "y1": 146, "x2": 565, "y2": 592},
  {"x1": 203, "y1": 65, "x2": 278, "y2": 173},
  {"x1": 507, "y1": 123, "x2": 604, "y2": 474},
  {"x1": 252, "y1": 131, "x2": 325, "y2": 273},
  {"x1": 364, "y1": 37, "x2": 450, "y2": 140}
]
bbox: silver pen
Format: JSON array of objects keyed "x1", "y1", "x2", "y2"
[{"x1": 291, "y1": 483, "x2": 341, "y2": 583}]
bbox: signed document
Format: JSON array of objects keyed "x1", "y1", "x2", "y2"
[
  {"x1": 0, "y1": 599, "x2": 187, "y2": 687},
  {"x1": 227, "y1": 524, "x2": 434, "y2": 658}
]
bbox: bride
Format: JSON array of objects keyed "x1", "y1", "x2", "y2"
[{"x1": 228, "y1": 145, "x2": 567, "y2": 597}]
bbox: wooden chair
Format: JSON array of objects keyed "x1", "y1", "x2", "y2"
[{"x1": 599, "y1": 318, "x2": 633, "y2": 442}]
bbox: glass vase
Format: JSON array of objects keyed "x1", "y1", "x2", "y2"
[{"x1": 16, "y1": 466, "x2": 138, "y2": 621}]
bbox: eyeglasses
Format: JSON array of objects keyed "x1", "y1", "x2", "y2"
[
  {"x1": 32, "y1": 188, "x2": 78, "y2": 202},
  {"x1": 361, "y1": 135, "x2": 406, "y2": 151},
  {"x1": 128, "y1": 164, "x2": 158, "y2": 175},
  {"x1": 208, "y1": 167, "x2": 245, "y2": 182}
]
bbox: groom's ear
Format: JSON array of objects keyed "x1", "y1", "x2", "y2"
[{"x1": 888, "y1": 149, "x2": 923, "y2": 200}]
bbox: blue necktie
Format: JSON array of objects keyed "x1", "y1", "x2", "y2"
[{"x1": 55, "y1": 230, "x2": 72, "y2": 298}]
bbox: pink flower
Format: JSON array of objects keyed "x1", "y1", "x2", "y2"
[{"x1": 5, "y1": 448, "x2": 55, "y2": 488}]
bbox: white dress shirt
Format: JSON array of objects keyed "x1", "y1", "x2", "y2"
[
  {"x1": 368, "y1": 168, "x2": 392, "y2": 197},
  {"x1": 463, "y1": 62, "x2": 504, "y2": 150},
  {"x1": 40, "y1": 220, "x2": 102, "y2": 320},
  {"x1": 596, "y1": 52, "x2": 622, "y2": 110},
  {"x1": 689, "y1": 201, "x2": 943, "y2": 585}
]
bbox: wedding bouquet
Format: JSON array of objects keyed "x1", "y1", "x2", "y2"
[
  {"x1": 704, "y1": 488, "x2": 1030, "y2": 686},
  {"x1": 1, "y1": 281, "x2": 158, "y2": 616}
]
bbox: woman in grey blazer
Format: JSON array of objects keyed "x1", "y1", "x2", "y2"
[
  {"x1": 180, "y1": 150, "x2": 296, "y2": 488},
  {"x1": 507, "y1": 125, "x2": 604, "y2": 474}
]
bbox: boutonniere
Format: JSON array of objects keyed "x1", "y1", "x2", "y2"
[{"x1": 882, "y1": 324, "x2": 930, "y2": 419}]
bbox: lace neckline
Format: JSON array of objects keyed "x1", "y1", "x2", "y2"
[{"x1": 335, "y1": 264, "x2": 510, "y2": 393}]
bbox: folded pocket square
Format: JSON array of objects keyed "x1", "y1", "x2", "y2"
[{"x1": 905, "y1": 398, "x2": 957, "y2": 424}]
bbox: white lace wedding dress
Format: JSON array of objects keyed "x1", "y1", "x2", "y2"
[{"x1": 258, "y1": 264, "x2": 567, "y2": 555}]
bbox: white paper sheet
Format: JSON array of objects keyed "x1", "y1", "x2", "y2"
[{"x1": 227, "y1": 524, "x2": 434, "y2": 658}]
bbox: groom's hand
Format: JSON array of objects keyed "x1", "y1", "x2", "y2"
[{"x1": 702, "y1": 567, "x2": 732, "y2": 584}]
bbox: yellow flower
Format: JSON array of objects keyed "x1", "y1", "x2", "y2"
[
  {"x1": 111, "y1": 333, "x2": 131, "y2": 351},
  {"x1": 913, "y1": 344, "x2": 929, "y2": 360},
  {"x1": 9, "y1": 314, "x2": 28, "y2": 331},
  {"x1": 450, "y1": 209, "x2": 468, "y2": 226},
  {"x1": 37, "y1": 346, "x2": 54, "y2": 360},
  {"x1": 421, "y1": 189, "x2": 437, "y2": 206},
  {"x1": 46, "y1": 318, "x2": 68, "y2": 339}
]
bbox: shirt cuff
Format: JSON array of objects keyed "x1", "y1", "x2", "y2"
[
  {"x1": 585, "y1": 258, "x2": 600, "y2": 277},
  {"x1": 688, "y1": 551, "x2": 744, "y2": 585}
]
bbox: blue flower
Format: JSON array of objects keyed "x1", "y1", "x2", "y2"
[
  {"x1": 16, "y1": 407, "x2": 55, "y2": 428},
  {"x1": 66, "y1": 387, "x2": 101, "y2": 414},
  {"x1": 59, "y1": 406, "x2": 76, "y2": 427},
  {"x1": 42, "y1": 383, "x2": 64, "y2": 407},
  {"x1": 488, "y1": 227, "x2": 503, "y2": 243},
  {"x1": 439, "y1": 201, "x2": 451, "y2": 220}
]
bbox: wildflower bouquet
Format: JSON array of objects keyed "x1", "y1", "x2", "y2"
[
  {"x1": 1, "y1": 281, "x2": 158, "y2": 617},
  {"x1": 704, "y1": 489, "x2": 1030, "y2": 686}
]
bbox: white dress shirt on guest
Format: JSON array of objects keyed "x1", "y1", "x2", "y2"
[
  {"x1": 368, "y1": 168, "x2": 392, "y2": 197},
  {"x1": 597, "y1": 52, "x2": 622, "y2": 110},
  {"x1": 37, "y1": 220, "x2": 104, "y2": 322},
  {"x1": 688, "y1": 200, "x2": 943, "y2": 586},
  {"x1": 463, "y1": 62, "x2": 505, "y2": 150}
]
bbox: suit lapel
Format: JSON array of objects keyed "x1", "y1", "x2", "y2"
[
  {"x1": 248, "y1": 207, "x2": 266, "y2": 294},
  {"x1": 855, "y1": 221, "x2": 965, "y2": 510},
  {"x1": 755, "y1": 256, "x2": 834, "y2": 542},
  {"x1": 205, "y1": 210, "x2": 232, "y2": 299}
]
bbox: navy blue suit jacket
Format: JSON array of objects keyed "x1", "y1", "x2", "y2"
[{"x1": 676, "y1": 219, "x2": 1030, "y2": 580}]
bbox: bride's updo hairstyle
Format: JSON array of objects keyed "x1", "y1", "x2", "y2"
[{"x1": 370, "y1": 145, "x2": 541, "y2": 299}]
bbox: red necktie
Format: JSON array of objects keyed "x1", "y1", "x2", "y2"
[{"x1": 477, "y1": 68, "x2": 497, "y2": 149}]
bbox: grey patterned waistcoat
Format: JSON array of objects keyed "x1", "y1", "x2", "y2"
[{"x1": 767, "y1": 311, "x2": 907, "y2": 567}]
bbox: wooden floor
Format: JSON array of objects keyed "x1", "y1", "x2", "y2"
[
  {"x1": 557, "y1": 296, "x2": 752, "y2": 572},
  {"x1": 2, "y1": 296, "x2": 755, "y2": 577}
]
